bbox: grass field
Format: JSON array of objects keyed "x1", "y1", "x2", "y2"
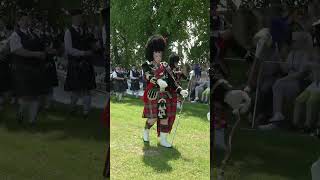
[
  {"x1": 212, "y1": 125, "x2": 320, "y2": 180},
  {"x1": 110, "y1": 96, "x2": 210, "y2": 180},
  {"x1": 212, "y1": 60, "x2": 320, "y2": 180},
  {"x1": 0, "y1": 102, "x2": 107, "y2": 180}
]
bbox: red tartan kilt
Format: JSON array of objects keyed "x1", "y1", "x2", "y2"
[
  {"x1": 213, "y1": 103, "x2": 227, "y2": 129},
  {"x1": 167, "y1": 96, "x2": 177, "y2": 131},
  {"x1": 142, "y1": 94, "x2": 177, "y2": 119}
]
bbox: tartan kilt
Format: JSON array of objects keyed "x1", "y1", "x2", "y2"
[
  {"x1": 45, "y1": 57, "x2": 58, "y2": 88},
  {"x1": 213, "y1": 102, "x2": 227, "y2": 129},
  {"x1": 167, "y1": 94, "x2": 178, "y2": 131},
  {"x1": 142, "y1": 91, "x2": 176, "y2": 119},
  {"x1": 156, "y1": 94, "x2": 178, "y2": 136},
  {"x1": 64, "y1": 57, "x2": 96, "y2": 91}
]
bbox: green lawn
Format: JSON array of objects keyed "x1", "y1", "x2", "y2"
[
  {"x1": 110, "y1": 96, "x2": 210, "y2": 180},
  {"x1": 212, "y1": 127, "x2": 320, "y2": 180},
  {"x1": 0, "y1": 103, "x2": 107, "y2": 180},
  {"x1": 212, "y1": 59, "x2": 320, "y2": 180}
]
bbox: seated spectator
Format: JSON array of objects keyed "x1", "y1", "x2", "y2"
[
  {"x1": 192, "y1": 71, "x2": 209, "y2": 103},
  {"x1": 188, "y1": 70, "x2": 197, "y2": 100},
  {"x1": 293, "y1": 48, "x2": 320, "y2": 132},
  {"x1": 259, "y1": 31, "x2": 313, "y2": 130},
  {"x1": 201, "y1": 84, "x2": 210, "y2": 104},
  {"x1": 245, "y1": 28, "x2": 282, "y2": 124}
]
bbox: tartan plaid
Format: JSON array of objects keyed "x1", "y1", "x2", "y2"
[
  {"x1": 213, "y1": 103, "x2": 227, "y2": 129},
  {"x1": 157, "y1": 95, "x2": 178, "y2": 135}
]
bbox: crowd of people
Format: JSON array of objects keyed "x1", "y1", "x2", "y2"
[
  {"x1": 110, "y1": 62, "x2": 210, "y2": 104},
  {"x1": 0, "y1": 8, "x2": 107, "y2": 125},
  {"x1": 213, "y1": 2, "x2": 320, "y2": 135}
]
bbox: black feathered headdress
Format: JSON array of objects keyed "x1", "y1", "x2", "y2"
[
  {"x1": 145, "y1": 35, "x2": 166, "y2": 62},
  {"x1": 169, "y1": 53, "x2": 179, "y2": 67}
]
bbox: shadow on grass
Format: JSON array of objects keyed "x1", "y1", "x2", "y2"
[
  {"x1": 111, "y1": 96, "x2": 209, "y2": 122},
  {"x1": 0, "y1": 102, "x2": 108, "y2": 142},
  {"x1": 142, "y1": 142, "x2": 181, "y2": 172},
  {"x1": 216, "y1": 130, "x2": 320, "y2": 180}
]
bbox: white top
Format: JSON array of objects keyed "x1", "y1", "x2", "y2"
[
  {"x1": 112, "y1": 71, "x2": 117, "y2": 78},
  {"x1": 64, "y1": 25, "x2": 86, "y2": 57},
  {"x1": 189, "y1": 70, "x2": 195, "y2": 80},
  {"x1": 9, "y1": 28, "x2": 30, "y2": 53}
]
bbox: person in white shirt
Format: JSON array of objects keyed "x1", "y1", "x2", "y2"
[
  {"x1": 130, "y1": 66, "x2": 141, "y2": 97},
  {"x1": 112, "y1": 67, "x2": 127, "y2": 101},
  {"x1": 63, "y1": 9, "x2": 96, "y2": 119},
  {"x1": 10, "y1": 12, "x2": 48, "y2": 125}
]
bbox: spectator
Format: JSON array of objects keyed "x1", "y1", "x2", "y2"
[
  {"x1": 259, "y1": 31, "x2": 313, "y2": 130},
  {"x1": 130, "y1": 66, "x2": 141, "y2": 97},
  {"x1": 112, "y1": 67, "x2": 127, "y2": 101},
  {"x1": 245, "y1": 28, "x2": 282, "y2": 124},
  {"x1": 192, "y1": 70, "x2": 209, "y2": 103}
]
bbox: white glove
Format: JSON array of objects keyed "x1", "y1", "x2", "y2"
[
  {"x1": 157, "y1": 79, "x2": 168, "y2": 89},
  {"x1": 207, "y1": 112, "x2": 210, "y2": 121},
  {"x1": 180, "y1": 89, "x2": 188, "y2": 98},
  {"x1": 244, "y1": 86, "x2": 251, "y2": 93},
  {"x1": 224, "y1": 90, "x2": 251, "y2": 114}
]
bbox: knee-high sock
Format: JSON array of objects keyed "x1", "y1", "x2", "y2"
[
  {"x1": 145, "y1": 119, "x2": 155, "y2": 129},
  {"x1": 70, "y1": 92, "x2": 80, "y2": 108},
  {"x1": 83, "y1": 95, "x2": 92, "y2": 114},
  {"x1": 28, "y1": 99, "x2": 39, "y2": 123}
]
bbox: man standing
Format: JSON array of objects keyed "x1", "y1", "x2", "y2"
[
  {"x1": 141, "y1": 35, "x2": 189, "y2": 148},
  {"x1": 64, "y1": 9, "x2": 96, "y2": 118},
  {"x1": 130, "y1": 66, "x2": 141, "y2": 97},
  {"x1": 10, "y1": 12, "x2": 48, "y2": 125}
]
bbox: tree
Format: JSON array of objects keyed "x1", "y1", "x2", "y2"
[{"x1": 111, "y1": 0, "x2": 209, "y2": 67}]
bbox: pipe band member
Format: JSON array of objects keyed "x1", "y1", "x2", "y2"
[{"x1": 142, "y1": 35, "x2": 188, "y2": 148}]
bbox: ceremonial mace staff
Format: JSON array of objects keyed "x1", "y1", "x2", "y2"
[
  {"x1": 171, "y1": 97, "x2": 186, "y2": 146},
  {"x1": 161, "y1": 64, "x2": 188, "y2": 146},
  {"x1": 218, "y1": 109, "x2": 242, "y2": 179}
]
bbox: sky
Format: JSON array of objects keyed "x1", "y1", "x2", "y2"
[{"x1": 172, "y1": 21, "x2": 198, "y2": 64}]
